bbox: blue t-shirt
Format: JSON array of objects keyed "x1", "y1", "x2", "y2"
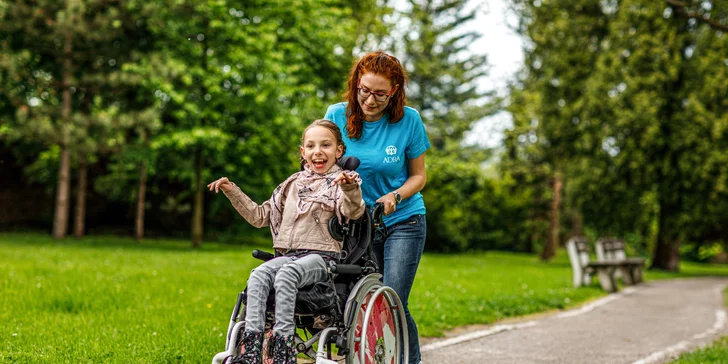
[{"x1": 324, "y1": 102, "x2": 431, "y2": 227}]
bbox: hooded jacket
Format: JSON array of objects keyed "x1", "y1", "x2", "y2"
[{"x1": 223, "y1": 170, "x2": 365, "y2": 253}]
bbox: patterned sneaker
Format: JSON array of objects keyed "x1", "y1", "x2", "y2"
[
  {"x1": 272, "y1": 332, "x2": 297, "y2": 364},
  {"x1": 228, "y1": 330, "x2": 264, "y2": 364}
]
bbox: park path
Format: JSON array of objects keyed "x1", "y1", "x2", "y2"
[{"x1": 420, "y1": 277, "x2": 728, "y2": 364}]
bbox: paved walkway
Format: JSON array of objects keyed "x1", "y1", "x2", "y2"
[{"x1": 421, "y1": 277, "x2": 728, "y2": 364}]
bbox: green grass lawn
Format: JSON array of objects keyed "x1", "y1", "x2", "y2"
[{"x1": 2, "y1": 232, "x2": 727, "y2": 363}]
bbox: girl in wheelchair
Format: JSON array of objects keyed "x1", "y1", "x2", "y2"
[{"x1": 208, "y1": 119, "x2": 365, "y2": 364}]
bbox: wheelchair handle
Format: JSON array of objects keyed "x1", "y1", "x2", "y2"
[
  {"x1": 338, "y1": 156, "x2": 360, "y2": 171},
  {"x1": 372, "y1": 202, "x2": 386, "y2": 232},
  {"x1": 252, "y1": 249, "x2": 275, "y2": 262}
]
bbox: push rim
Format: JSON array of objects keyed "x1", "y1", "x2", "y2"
[{"x1": 350, "y1": 286, "x2": 404, "y2": 364}]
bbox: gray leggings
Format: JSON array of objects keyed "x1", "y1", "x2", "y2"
[{"x1": 244, "y1": 254, "x2": 329, "y2": 335}]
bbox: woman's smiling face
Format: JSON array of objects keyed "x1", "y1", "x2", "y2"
[
  {"x1": 357, "y1": 72, "x2": 394, "y2": 122},
  {"x1": 300, "y1": 126, "x2": 344, "y2": 174}
]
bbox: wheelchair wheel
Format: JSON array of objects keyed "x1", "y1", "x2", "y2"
[{"x1": 346, "y1": 276, "x2": 407, "y2": 364}]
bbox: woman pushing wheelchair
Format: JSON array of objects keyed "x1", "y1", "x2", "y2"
[
  {"x1": 208, "y1": 119, "x2": 365, "y2": 364},
  {"x1": 324, "y1": 50, "x2": 430, "y2": 364}
]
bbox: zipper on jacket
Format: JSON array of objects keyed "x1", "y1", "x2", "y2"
[{"x1": 313, "y1": 211, "x2": 328, "y2": 242}]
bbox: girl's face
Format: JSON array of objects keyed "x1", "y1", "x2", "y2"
[
  {"x1": 300, "y1": 126, "x2": 344, "y2": 174},
  {"x1": 357, "y1": 72, "x2": 394, "y2": 122}
]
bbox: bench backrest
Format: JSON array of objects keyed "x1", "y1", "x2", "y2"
[
  {"x1": 566, "y1": 236, "x2": 592, "y2": 287},
  {"x1": 595, "y1": 237, "x2": 627, "y2": 262}
]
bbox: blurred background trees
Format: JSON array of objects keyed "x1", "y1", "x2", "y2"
[
  {"x1": 508, "y1": 0, "x2": 728, "y2": 269},
  {"x1": 1, "y1": 0, "x2": 727, "y2": 271}
]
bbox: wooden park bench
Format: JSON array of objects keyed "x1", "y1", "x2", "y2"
[
  {"x1": 566, "y1": 236, "x2": 623, "y2": 293},
  {"x1": 595, "y1": 237, "x2": 646, "y2": 286}
]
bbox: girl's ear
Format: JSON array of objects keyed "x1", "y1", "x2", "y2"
[
  {"x1": 336, "y1": 145, "x2": 344, "y2": 159},
  {"x1": 300, "y1": 146, "x2": 305, "y2": 159}
]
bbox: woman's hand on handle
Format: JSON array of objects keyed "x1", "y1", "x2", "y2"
[
  {"x1": 373, "y1": 153, "x2": 428, "y2": 216},
  {"x1": 207, "y1": 177, "x2": 234, "y2": 193},
  {"x1": 375, "y1": 193, "x2": 397, "y2": 215}
]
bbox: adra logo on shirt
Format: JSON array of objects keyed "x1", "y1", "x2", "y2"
[{"x1": 383, "y1": 145, "x2": 400, "y2": 163}]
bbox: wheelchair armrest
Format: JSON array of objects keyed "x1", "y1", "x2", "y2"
[
  {"x1": 252, "y1": 249, "x2": 275, "y2": 262},
  {"x1": 330, "y1": 264, "x2": 362, "y2": 275}
]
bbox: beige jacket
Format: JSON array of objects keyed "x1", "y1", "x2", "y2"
[{"x1": 223, "y1": 178, "x2": 365, "y2": 253}]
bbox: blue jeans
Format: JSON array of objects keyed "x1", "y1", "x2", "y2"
[{"x1": 373, "y1": 214, "x2": 426, "y2": 364}]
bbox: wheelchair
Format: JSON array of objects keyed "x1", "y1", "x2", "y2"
[{"x1": 211, "y1": 157, "x2": 409, "y2": 364}]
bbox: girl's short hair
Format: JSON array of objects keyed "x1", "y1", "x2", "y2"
[
  {"x1": 344, "y1": 51, "x2": 407, "y2": 140},
  {"x1": 300, "y1": 119, "x2": 346, "y2": 166}
]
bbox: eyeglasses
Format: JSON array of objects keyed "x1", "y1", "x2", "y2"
[{"x1": 356, "y1": 81, "x2": 396, "y2": 103}]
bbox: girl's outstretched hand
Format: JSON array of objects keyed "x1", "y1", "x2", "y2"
[
  {"x1": 331, "y1": 172, "x2": 356, "y2": 186},
  {"x1": 207, "y1": 177, "x2": 234, "y2": 193}
]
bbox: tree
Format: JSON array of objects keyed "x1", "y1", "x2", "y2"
[
  {"x1": 0, "y1": 0, "x2": 394, "y2": 242},
  {"x1": 506, "y1": 0, "x2": 610, "y2": 260},
  {"x1": 0, "y1": 0, "x2": 158, "y2": 239},
  {"x1": 127, "y1": 0, "x2": 382, "y2": 247},
  {"x1": 400, "y1": 0, "x2": 492, "y2": 151},
  {"x1": 388, "y1": 0, "x2": 496, "y2": 251},
  {"x1": 582, "y1": 0, "x2": 728, "y2": 270},
  {"x1": 666, "y1": 0, "x2": 728, "y2": 31}
]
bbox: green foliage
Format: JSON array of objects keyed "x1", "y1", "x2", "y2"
[
  {"x1": 395, "y1": 0, "x2": 500, "y2": 252},
  {"x1": 0, "y1": 0, "x2": 390, "y2": 239},
  {"x1": 401, "y1": 0, "x2": 492, "y2": 150},
  {"x1": 579, "y1": 0, "x2": 728, "y2": 268},
  {"x1": 423, "y1": 152, "x2": 533, "y2": 252},
  {"x1": 680, "y1": 241, "x2": 727, "y2": 263},
  {"x1": 507, "y1": 0, "x2": 728, "y2": 267},
  {"x1": 0, "y1": 0, "x2": 158, "y2": 148},
  {"x1": 2, "y1": 0, "x2": 728, "y2": 258},
  {"x1": 505, "y1": 0, "x2": 611, "y2": 255},
  {"x1": 118, "y1": 0, "x2": 385, "y2": 235}
]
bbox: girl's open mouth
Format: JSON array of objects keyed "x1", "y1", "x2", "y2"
[{"x1": 312, "y1": 159, "x2": 327, "y2": 169}]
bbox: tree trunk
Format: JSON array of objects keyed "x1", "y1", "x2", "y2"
[
  {"x1": 53, "y1": 148, "x2": 71, "y2": 239},
  {"x1": 73, "y1": 160, "x2": 87, "y2": 238},
  {"x1": 541, "y1": 172, "x2": 562, "y2": 261},
  {"x1": 191, "y1": 27, "x2": 209, "y2": 248},
  {"x1": 53, "y1": 28, "x2": 73, "y2": 240},
  {"x1": 651, "y1": 226, "x2": 681, "y2": 271},
  {"x1": 191, "y1": 147, "x2": 204, "y2": 248},
  {"x1": 650, "y1": 194, "x2": 681, "y2": 271},
  {"x1": 135, "y1": 160, "x2": 148, "y2": 242},
  {"x1": 570, "y1": 208, "x2": 583, "y2": 237}
]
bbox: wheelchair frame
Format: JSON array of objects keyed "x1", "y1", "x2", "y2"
[{"x1": 211, "y1": 202, "x2": 409, "y2": 364}]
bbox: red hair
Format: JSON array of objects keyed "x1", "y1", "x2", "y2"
[{"x1": 344, "y1": 51, "x2": 407, "y2": 140}]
